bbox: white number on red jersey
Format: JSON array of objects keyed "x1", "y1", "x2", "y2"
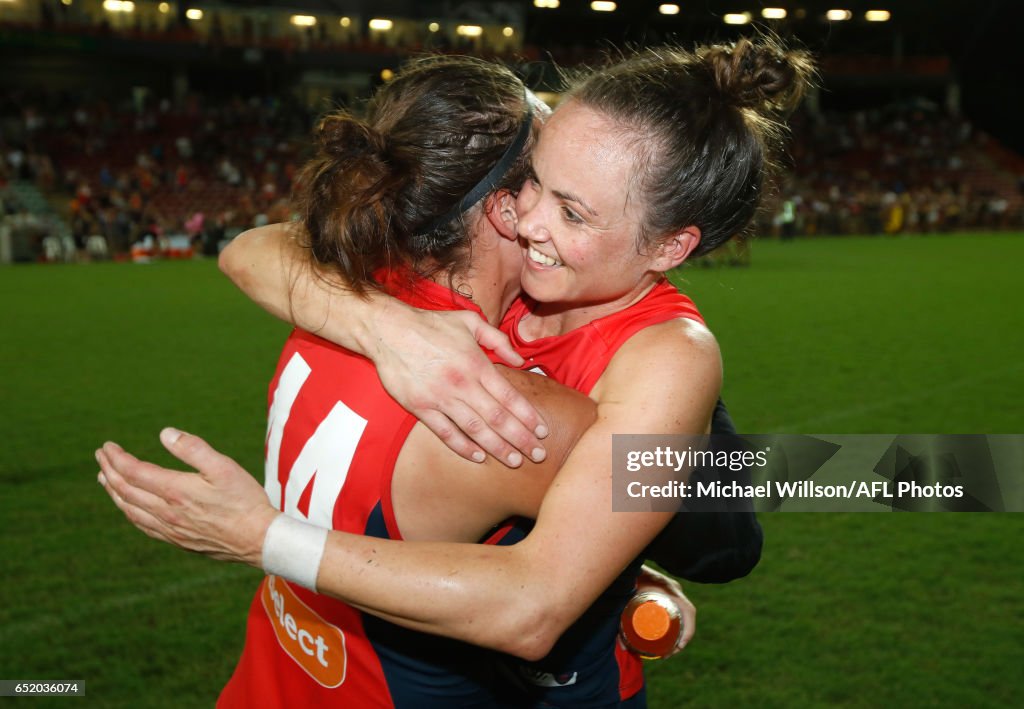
[{"x1": 265, "y1": 352, "x2": 368, "y2": 527}]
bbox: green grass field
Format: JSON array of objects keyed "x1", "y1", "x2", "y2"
[{"x1": 2, "y1": 233, "x2": 1022, "y2": 707}]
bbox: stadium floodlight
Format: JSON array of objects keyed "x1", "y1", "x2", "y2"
[
  {"x1": 428, "y1": 22, "x2": 440, "y2": 32},
  {"x1": 185, "y1": 8, "x2": 203, "y2": 21},
  {"x1": 457, "y1": 25, "x2": 483, "y2": 37},
  {"x1": 723, "y1": 12, "x2": 752, "y2": 25},
  {"x1": 591, "y1": 1, "x2": 617, "y2": 11},
  {"x1": 503, "y1": 27, "x2": 515, "y2": 37},
  {"x1": 102, "y1": 0, "x2": 135, "y2": 12},
  {"x1": 340, "y1": 17, "x2": 351, "y2": 27},
  {"x1": 290, "y1": 15, "x2": 316, "y2": 27},
  {"x1": 369, "y1": 18, "x2": 394, "y2": 31},
  {"x1": 826, "y1": 9, "x2": 852, "y2": 21},
  {"x1": 534, "y1": 0, "x2": 560, "y2": 9},
  {"x1": 659, "y1": 4, "x2": 680, "y2": 15},
  {"x1": 865, "y1": 10, "x2": 891, "y2": 22},
  {"x1": 158, "y1": 2, "x2": 169, "y2": 13},
  {"x1": 762, "y1": 8, "x2": 787, "y2": 19}
]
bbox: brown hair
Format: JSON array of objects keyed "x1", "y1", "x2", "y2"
[
  {"x1": 293, "y1": 55, "x2": 534, "y2": 293},
  {"x1": 567, "y1": 37, "x2": 815, "y2": 256}
]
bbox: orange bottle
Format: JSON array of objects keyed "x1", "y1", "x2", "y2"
[{"x1": 619, "y1": 590, "x2": 682, "y2": 659}]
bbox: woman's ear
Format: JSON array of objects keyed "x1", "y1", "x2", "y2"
[
  {"x1": 484, "y1": 190, "x2": 519, "y2": 240},
  {"x1": 654, "y1": 226, "x2": 701, "y2": 271}
]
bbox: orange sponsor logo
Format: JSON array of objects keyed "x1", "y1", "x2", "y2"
[{"x1": 261, "y1": 575, "x2": 347, "y2": 688}]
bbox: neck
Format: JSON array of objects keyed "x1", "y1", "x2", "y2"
[
  {"x1": 525, "y1": 274, "x2": 662, "y2": 338},
  {"x1": 445, "y1": 218, "x2": 523, "y2": 326},
  {"x1": 452, "y1": 262, "x2": 523, "y2": 326},
  {"x1": 434, "y1": 258, "x2": 519, "y2": 328}
]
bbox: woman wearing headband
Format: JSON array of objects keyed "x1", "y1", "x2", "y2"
[
  {"x1": 101, "y1": 39, "x2": 811, "y2": 706},
  {"x1": 101, "y1": 54, "x2": 687, "y2": 708}
]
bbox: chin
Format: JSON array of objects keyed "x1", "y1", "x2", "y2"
[{"x1": 520, "y1": 271, "x2": 563, "y2": 303}]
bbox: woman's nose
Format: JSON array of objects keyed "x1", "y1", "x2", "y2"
[{"x1": 516, "y1": 194, "x2": 549, "y2": 242}]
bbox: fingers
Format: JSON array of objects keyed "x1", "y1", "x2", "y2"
[
  {"x1": 434, "y1": 366, "x2": 548, "y2": 466},
  {"x1": 459, "y1": 315, "x2": 551, "y2": 456},
  {"x1": 430, "y1": 385, "x2": 545, "y2": 466},
  {"x1": 473, "y1": 320, "x2": 525, "y2": 367},
  {"x1": 159, "y1": 427, "x2": 239, "y2": 479},
  {"x1": 480, "y1": 366, "x2": 549, "y2": 443},
  {"x1": 99, "y1": 441, "x2": 186, "y2": 500},
  {"x1": 635, "y1": 565, "x2": 694, "y2": 656},
  {"x1": 677, "y1": 600, "x2": 696, "y2": 651},
  {"x1": 99, "y1": 462, "x2": 227, "y2": 558},
  {"x1": 98, "y1": 435, "x2": 270, "y2": 566},
  {"x1": 97, "y1": 448, "x2": 180, "y2": 545},
  {"x1": 472, "y1": 319, "x2": 550, "y2": 439},
  {"x1": 417, "y1": 409, "x2": 487, "y2": 464},
  {"x1": 99, "y1": 465, "x2": 174, "y2": 543},
  {"x1": 418, "y1": 404, "x2": 527, "y2": 467},
  {"x1": 375, "y1": 306, "x2": 549, "y2": 465},
  {"x1": 96, "y1": 446, "x2": 176, "y2": 517}
]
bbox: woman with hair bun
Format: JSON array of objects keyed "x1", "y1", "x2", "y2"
[{"x1": 99, "y1": 39, "x2": 813, "y2": 707}]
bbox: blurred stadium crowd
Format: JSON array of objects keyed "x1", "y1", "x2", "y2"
[
  {"x1": 769, "y1": 104, "x2": 1024, "y2": 238},
  {"x1": 5, "y1": 85, "x2": 1021, "y2": 265},
  {"x1": 1, "y1": 89, "x2": 308, "y2": 262},
  {"x1": 2, "y1": 3, "x2": 1022, "y2": 263}
]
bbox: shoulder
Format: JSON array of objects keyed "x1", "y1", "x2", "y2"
[
  {"x1": 591, "y1": 317, "x2": 722, "y2": 430},
  {"x1": 603, "y1": 317, "x2": 720, "y2": 384},
  {"x1": 392, "y1": 367, "x2": 598, "y2": 539},
  {"x1": 634, "y1": 315, "x2": 718, "y2": 353}
]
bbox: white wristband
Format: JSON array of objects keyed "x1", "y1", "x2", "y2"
[{"x1": 261, "y1": 514, "x2": 329, "y2": 591}]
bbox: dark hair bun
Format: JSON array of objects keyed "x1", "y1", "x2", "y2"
[
  {"x1": 700, "y1": 37, "x2": 815, "y2": 114},
  {"x1": 567, "y1": 37, "x2": 815, "y2": 259},
  {"x1": 317, "y1": 114, "x2": 390, "y2": 163},
  {"x1": 296, "y1": 111, "x2": 413, "y2": 287},
  {"x1": 290, "y1": 56, "x2": 530, "y2": 294}
]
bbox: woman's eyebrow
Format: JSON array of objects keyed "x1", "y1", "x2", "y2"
[
  {"x1": 530, "y1": 161, "x2": 599, "y2": 217},
  {"x1": 552, "y1": 189, "x2": 599, "y2": 217}
]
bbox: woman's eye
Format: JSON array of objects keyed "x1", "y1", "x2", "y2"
[{"x1": 561, "y1": 206, "x2": 583, "y2": 224}]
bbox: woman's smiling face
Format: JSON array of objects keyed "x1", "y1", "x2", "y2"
[{"x1": 514, "y1": 100, "x2": 673, "y2": 319}]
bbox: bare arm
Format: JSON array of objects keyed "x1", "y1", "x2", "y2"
[
  {"x1": 306, "y1": 320, "x2": 721, "y2": 659},
  {"x1": 97, "y1": 368, "x2": 595, "y2": 564},
  {"x1": 644, "y1": 398, "x2": 764, "y2": 582},
  {"x1": 100, "y1": 321, "x2": 719, "y2": 660},
  {"x1": 219, "y1": 222, "x2": 547, "y2": 466},
  {"x1": 391, "y1": 368, "x2": 598, "y2": 542}
]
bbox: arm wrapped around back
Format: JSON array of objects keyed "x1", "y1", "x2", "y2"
[{"x1": 644, "y1": 399, "x2": 764, "y2": 583}]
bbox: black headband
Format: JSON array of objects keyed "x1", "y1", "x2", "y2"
[{"x1": 416, "y1": 91, "x2": 534, "y2": 237}]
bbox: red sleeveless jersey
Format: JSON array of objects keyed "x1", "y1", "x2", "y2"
[
  {"x1": 501, "y1": 279, "x2": 704, "y2": 395},
  {"x1": 219, "y1": 272, "x2": 704, "y2": 708},
  {"x1": 493, "y1": 278, "x2": 704, "y2": 705},
  {"x1": 218, "y1": 272, "x2": 505, "y2": 709}
]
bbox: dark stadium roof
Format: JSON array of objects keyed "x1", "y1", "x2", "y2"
[
  {"x1": 198, "y1": 1, "x2": 1018, "y2": 77},
  {"x1": 203, "y1": 0, "x2": 1019, "y2": 148}
]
